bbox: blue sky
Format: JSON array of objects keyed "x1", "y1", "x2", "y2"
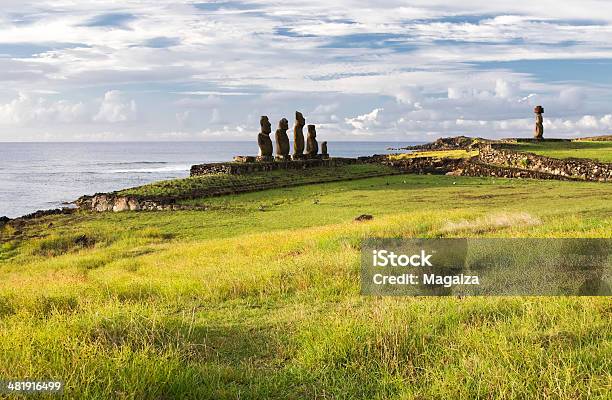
[{"x1": 1, "y1": 0, "x2": 612, "y2": 141}]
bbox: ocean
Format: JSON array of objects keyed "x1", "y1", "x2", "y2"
[{"x1": 0, "y1": 141, "x2": 418, "y2": 218}]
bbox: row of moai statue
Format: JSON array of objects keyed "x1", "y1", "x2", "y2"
[{"x1": 257, "y1": 112, "x2": 328, "y2": 161}]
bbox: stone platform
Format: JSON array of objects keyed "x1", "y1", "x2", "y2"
[
  {"x1": 504, "y1": 138, "x2": 571, "y2": 143},
  {"x1": 190, "y1": 157, "x2": 359, "y2": 176}
]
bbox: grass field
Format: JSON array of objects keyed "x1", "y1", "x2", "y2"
[
  {"x1": 508, "y1": 141, "x2": 612, "y2": 163},
  {"x1": 1, "y1": 174, "x2": 611, "y2": 399}
]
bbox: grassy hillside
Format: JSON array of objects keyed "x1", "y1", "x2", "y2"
[
  {"x1": 1, "y1": 174, "x2": 611, "y2": 399},
  {"x1": 508, "y1": 141, "x2": 612, "y2": 163},
  {"x1": 116, "y1": 164, "x2": 397, "y2": 199}
]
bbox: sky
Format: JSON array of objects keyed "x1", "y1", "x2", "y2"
[{"x1": 1, "y1": 1, "x2": 612, "y2": 141}]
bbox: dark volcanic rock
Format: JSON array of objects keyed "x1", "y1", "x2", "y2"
[
  {"x1": 191, "y1": 157, "x2": 360, "y2": 176},
  {"x1": 401, "y1": 136, "x2": 485, "y2": 151},
  {"x1": 73, "y1": 234, "x2": 96, "y2": 248},
  {"x1": 21, "y1": 208, "x2": 75, "y2": 220}
]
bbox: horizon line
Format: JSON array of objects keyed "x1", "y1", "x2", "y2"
[{"x1": 0, "y1": 139, "x2": 429, "y2": 144}]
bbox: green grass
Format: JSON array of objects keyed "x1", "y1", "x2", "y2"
[
  {"x1": 1, "y1": 174, "x2": 611, "y2": 399},
  {"x1": 508, "y1": 141, "x2": 612, "y2": 163},
  {"x1": 117, "y1": 164, "x2": 397, "y2": 199}
]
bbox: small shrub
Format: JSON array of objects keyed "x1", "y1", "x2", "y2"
[
  {"x1": 31, "y1": 295, "x2": 79, "y2": 316},
  {"x1": 74, "y1": 254, "x2": 109, "y2": 270},
  {"x1": 34, "y1": 233, "x2": 99, "y2": 257},
  {"x1": 139, "y1": 227, "x2": 174, "y2": 240},
  {"x1": 1, "y1": 223, "x2": 17, "y2": 237},
  {"x1": 0, "y1": 295, "x2": 15, "y2": 318}
]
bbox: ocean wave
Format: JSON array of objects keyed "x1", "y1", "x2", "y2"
[
  {"x1": 93, "y1": 161, "x2": 170, "y2": 167},
  {"x1": 105, "y1": 164, "x2": 191, "y2": 174}
]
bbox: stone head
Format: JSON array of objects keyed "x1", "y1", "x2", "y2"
[
  {"x1": 307, "y1": 124, "x2": 316, "y2": 137},
  {"x1": 260, "y1": 116, "x2": 271, "y2": 134},
  {"x1": 295, "y1": 111, "x2": 305, "y2": 127},
  {"x1": 279, "y1": 118, "x2": 289, "y2": 131}
]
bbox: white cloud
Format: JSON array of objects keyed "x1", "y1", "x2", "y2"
[
  {"x1": 0, "y1": 92, "x2": 87, "y2": 125},
  {"x1": 577, "y1": 115, "x2": 599, "y2": 129},
  {"x1": 448, "y1": 87, "x2": 462, "y2": 100},
  {"x1": 175, "y1": 110, "x2": 190, "y2": 126},
  {"x1": 558, "y1": 87, "x2": 586, "y2": 108},
  {"x1": 93, "y1": 90, "x2": 137, "y2": 123},
  {"x1": 495, "y1": 79, "x2": 519, "y2": 99},
  {"x1": 395, "y1": 86, "x2": 423, "y2": 105},
  {"x1": 345, "y1": 108, "x2": 383, "y2": 133},
  {"x1": 312, "y1": 103, "x2": 339, "y2": 114},
  {"x1": 210, "y1": 108, "x2": 220, "y2": 123}
]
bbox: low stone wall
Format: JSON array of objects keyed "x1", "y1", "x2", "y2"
[
  {"x1": 380, "y1": 157, "x2": 467, "y2": 174},
  {"x1": 190, "y1": 157, "x2": 359, "y2": 176},
  {"x1": 509, "y1": 138, "x2": 571, "y2": 143},
  {"x1": 377, "y1": 148, "x2": 611, "y2": 182},
  {"x1": 479, "y1": 145, "x2": 612, "y2": 182},
  {"x1": 455, "y1": 162, "x2": 582, "y2": 181}
]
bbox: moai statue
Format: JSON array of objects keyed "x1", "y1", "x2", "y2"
[
  {"x1": 293, "y1": 111, "x2": 306, "y2": 159},
  {"x1": 275, "y1": 118, "x2": 290, "y2": 160},
  {"x1": 321, "y1": 141, "x2": 329, "y2": 159},
  {"x1": 534, "y1": 106, "x2": 544, "y2": 140},
  {"x1": 306, "y1": 124, "x2": 318, "y2": 158},
  {"x1": 257, "y1": 116, "x2": 273, "y2": 161}
]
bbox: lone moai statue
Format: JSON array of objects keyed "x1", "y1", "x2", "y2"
[
  {"x1": 306, "y1": 124, "x2": 318, "y2": 158},
  {"x1": 534, "y1": 106, "x2": 544, "y2": 140},
  {"x1": 293, "y1": 111, "x2": 306, "y2": 159},
  {"x1": 275, "y1": 118, "x2": 290, "y2": 160},
  {"x1": 321, "y1": 141, "x2": 329, "y2": 159},
  {"x1": 257, "y1": 116, "x2": 273, "y2": 161}
]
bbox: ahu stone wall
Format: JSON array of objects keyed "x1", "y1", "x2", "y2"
[
  {"x1": 478, "y1": 145, "x2": 612, "y2": 182},
  {"x1": 190, "y1": 157, "x2": 359, "y2": 176},
  {"x1": 455, "y1": 162, "x2": 583, "y2": 181},
  {"x1": 379, "y1": 157, "x2": 467, "y2": 174},
  {"x1": 367, "y1": 146, "x2": 611, "y2": 182}
]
